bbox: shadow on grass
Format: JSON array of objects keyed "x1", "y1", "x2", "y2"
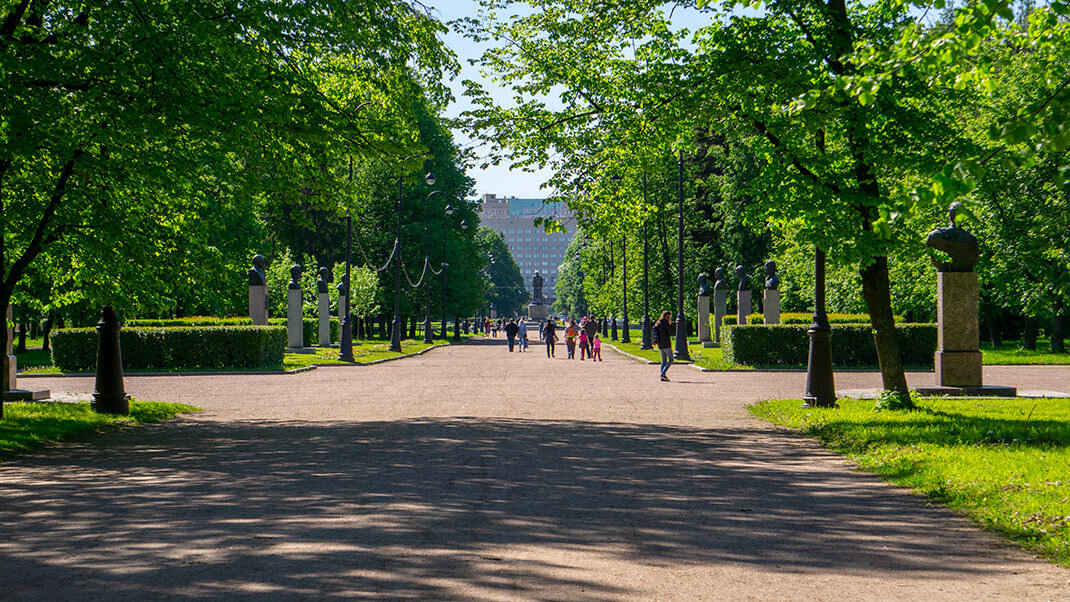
[{"x1": 0, "y1": 417, "x2": 1030, "y2": 599}]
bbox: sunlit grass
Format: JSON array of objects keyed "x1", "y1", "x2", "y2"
[
  {"x1": 609, "y1": 339, "x2": 750, "y2": 370},
  {"x1": 750, "y1": 396, "x2": 1070, "y2": 566},
  {"x1": 982, "y1": 339, "x2": 1070, "y2": 365},
  {"x1": 0, "y1": 400, "x2": 199, "y2": 458},
  {"x1": 282, "y1": 336, "x2": 470, "y2": 370}
]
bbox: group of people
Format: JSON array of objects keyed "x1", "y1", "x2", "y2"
[
  {"x1": 539, "y1": 316, "x2": 602, "y2": 361},
  {"x1": 471, "y1": 309, "x2": 679, "y2": 382}
]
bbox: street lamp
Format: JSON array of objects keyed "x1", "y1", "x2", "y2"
[
  {"x1": 422, "y1": 178, "x2": 440, "y2": 345},
  {"x1": 391, "y1": 158, "x2": 435, "y2": 353},
  {"x1": 621, "y1": 233, "x2": 630, "y2": 343},
  {"x1": 452, "y1": 219, "x2": 469, "y2": 341},
  {"x1": 803, "y1": 246, "x2": 837, "y2": 408},
  {"x1": 340, "y1": 156, "x2": 356, "y2": 362},
  {"x1": 441, "y1": 204, "x2": 453, "y2": 340},
  {"x1": 640, "y1": 171, "x2": 653, "y2": 349},
  {"x1": 674, "y1": 147, "x2": 690, "y2": 361}
]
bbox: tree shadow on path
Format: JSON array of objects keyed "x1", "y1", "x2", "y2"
[{"x1": 0, "y1": 418, "x2": 1038, "y2": 600}]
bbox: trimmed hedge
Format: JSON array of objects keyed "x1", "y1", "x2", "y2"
[
  {"x1": 722, "y1": 312, "x2": 904, "y2": 326},
  {"x1": 51, "y1": 326, "x2": 286, "y2": 372},
  {"x1": 126, "y1": 316, "x2": 339, "y2": 344},
  {"x1": 722, "y1": 323, "x2": 937, "y2": 367}
]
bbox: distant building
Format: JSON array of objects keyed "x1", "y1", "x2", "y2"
[{"x1": 477, "y1": 194, "x2": 578, "y2": 300}]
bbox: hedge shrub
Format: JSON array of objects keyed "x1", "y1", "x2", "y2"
[
  {"x1": 721, "y1": 312, "x2": 904, "y2": 326},
  {"x1": 126, "y1": 316, "x2": 339, "y2": 344},
  {"x1": 51, "y1": 326, "x2": 287, "y2": 372},
  {"x1": 722, "y1": 323, "x2": 937, "y2": 367}
]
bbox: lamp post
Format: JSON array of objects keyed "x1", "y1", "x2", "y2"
[
  {"x1": 391, "y1": 158, "x2": 434, "y2": 353},
  {"x1": 640, "y1": 171, "x2": 653, "y2": 349},
  {"x1": 422, "y1": 177, "x2": 439, "y2": 345},
  {"x1": 441, "y1": 204, "x2": 453, "y2": 339},
  {"x1": 803, "y1": 246, "x2": 837, "y2": 408},
  {"x1": 339, "y1": 157, "x2": 355, "y2": 362},
  {"x1": 674, "y1": 147, "x2": 690, "y2": 361},
  {"x1": 621, "y1": 234, "x2": 631, "y2": 343},
  {"x1": 452, "y1": 219, "x2": 468, "y2": 341}
]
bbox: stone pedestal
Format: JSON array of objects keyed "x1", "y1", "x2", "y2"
[
  {"x1": 2, "y1": 305, "x2": 50, "y2": 402},
  {"x1": 914, "y1": 270, "x2": 1016, "y2": 397},
  {"x1": 528, "y1": 303, "x2": 548, "y2": 321},
  {"x1": 249, "y1": 284, "x2": 268, "y2": 325},
  {"x1": 318, "y1": 292, "x2": 331, "y2": 346},
  {"x1": 697, "y1": 295, "x2": 711, "y2": 345},
  {"x1": 764, "y1": 289, "x2": 781, "y2": 325},
  {"x1": 737, "y1": 290, "x2": 752, "y2": 326},
  {"x1": 287, "y1": 288, "x2": 303, "y2": 349},
  {"x1": 713, "y1": 290, "x2": 727, "y2": 345}
]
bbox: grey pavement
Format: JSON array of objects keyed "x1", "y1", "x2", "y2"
[{"x1": 4, "y1": 338, "x2": 1070, "y2": 600}]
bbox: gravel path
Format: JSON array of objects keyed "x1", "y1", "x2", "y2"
[{"x1": 5, "y1": 339, "x2": 1070, "y2": 600}]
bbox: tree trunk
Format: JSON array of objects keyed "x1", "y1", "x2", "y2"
[
  {"x1": 860, "y1": 256, "x2": 909, "y2": 396},
  {"x1": 1052, "y1": 314, "x2": 1067, "y2": 353},
  {"x1": 984, "y1": 304, "x2": 1002, "y2": 349},
  {"x1": 1023, "y1": 316, "x2": 1038, "y2": 350},
  {"x1": 41, "y1": 311, "x2": 53, "y2": 353}
]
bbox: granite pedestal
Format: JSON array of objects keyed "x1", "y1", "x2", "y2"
[
  {"x1": 737, "y1": 290, "x2": 752, "y2": 326},
  {"x1": 764, "y1": 289, "x2": 780, "y2": 325},
  {"x1": 713, "y1": 290, "x2": 727, "y2": 346},
  {"x1": 249, "y1": 284, "x2": 268, "y2": 325},
  {"x1": 318, "y1": 292, "x2": 331, "y2": 347},
  {"x1": 698, "y1": 295, "x2": 712, "y2": 347},
  {"x1": 528, "y1": 303, "x2": 548, "y2": 321}
]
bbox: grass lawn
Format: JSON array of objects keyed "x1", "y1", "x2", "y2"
[
  {"x1": 750, "y1": 396, "x2": 1070, "y2": 567},
  {"x1": 281, "y1": 336, "x2": 466, "y2": 369},
  {"x1": 0, "y1": 400, "x2": 199, "y2": 458},
  {"x1": 982, "y1": 339, "x2": 1070, "y2": 365},
  {"x1": 609, "y1": 339, "x2": 750, "y2": 370},
  {"x1": 12, "y1": 335, "x2": 470, "y2": 374}
]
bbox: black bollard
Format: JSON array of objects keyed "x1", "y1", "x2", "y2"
[{"x1": 92, "y1": 306, "x2": 129, "y2": 415}]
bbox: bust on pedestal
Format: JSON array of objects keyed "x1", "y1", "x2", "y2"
[
  {"x1": 248, "y1": 254, "x2": 269, "y2": 325},
  {"x1": 736, "y1": 265, "x2": 752, "y2": 326},
  {"x1": 916, "y1": 203, "x2": 1014, "y2": 397},
  {"x1": 713, "y1": 268, "x2": 728, "y2": 345},
  {"x1": 763, "y1": 260, "x2": 781, "y2": 325},
  {"x1": 286, "y1": 264, "x2": 304, "y2": 349}
]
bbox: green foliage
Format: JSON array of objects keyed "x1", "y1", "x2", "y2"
[
  {"x1": 722, "y1": 324, "x2": 936, "y2": 367},
  {"x1": 0, "y1": 401, "x2": 198, "y2": 456},
  {"x1": 750, "y1": 396, "x2": 1070, "y2": 566},
  {"x1": 477, "y1": 227, "x2": 529, "y2": 316},
  {"x1": 50, "y1": 326, "x2": 286, "y2": 372}
]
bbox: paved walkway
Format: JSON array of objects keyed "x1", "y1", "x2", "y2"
[{"x1": 5, "y1": 339, "x2": 1070, "y2": 600}]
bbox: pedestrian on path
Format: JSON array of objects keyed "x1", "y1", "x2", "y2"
[
  {"x1": 544, "y1": 318, "x2": 557, "y2": 358},
  {"x1": 505, "y1": 319, "x2": 519, "y2": 351},
  {"x1": 592, "y1": 333, "x2": 602, "y2": 361},
  {"x1": 517, "y1": 321, "x2": 528, "y2": 352},
  {"x1": 578, "y1": 330, "x2": 589, "y2": 360},
  {"x1": 654, "y1": 310, "x2": 674, "y2": 381},
  {"x1": 566, "y1": 320, "x2": 578, "y2": 359}
]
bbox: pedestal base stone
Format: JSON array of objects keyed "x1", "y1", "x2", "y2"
[
  {"x1": 4, "y1": 388, "x2": 51, "y2": 402},
  {"x1": 528, "y1": 303, "x2": 548, "y2": 321},
  {"x1": 318, "y1": 293, "x2": 331, "y2": 346},
  {"x1": 713, "y1": 290, "x2": 727, "y2": 345},
  {"x1": 737, "y1": 291, "x2": 752, "y2": 325},
  {"x1": 764, "y1": 290, "x2": 781, "y2": 325},
  {"x1": 697, "y1": 295, "x2": 711, "y2": 343},
  {"x1": 249, "y1": 285, "x2": 268, "y2": 325},
  {"x1": 287, "y1": 289, "x2": 303, "y2": 349},
  {"x1": 936, "y1": 350, "x2": 982, "y2": 387}
]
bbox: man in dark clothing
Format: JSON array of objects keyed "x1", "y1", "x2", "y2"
[
  {"x1": 654, "y1": 310, "x2": 674, "y2": 381},
  {"x1": 505, "y1": 319, "x2": 519, "y2": 351},
  {"x1": 543, "y1": 319, "x2": 557, "y2": 358}
]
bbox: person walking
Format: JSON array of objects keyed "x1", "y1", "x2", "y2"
[
  {"x1": 578, "y1": 329, "x2": 589, "y2": 360},
  {"x1": 654, "y1": 310, "x2": 674, "y2": 381},
  {"x1": 505, "y1": 319, "x2": 519, "y2": 351},
  {"x1": 592, "y1": 333, "x2": 602, "y2": 361},
  {"x1": 517, "y1": 320, "x2": 528, "y2": 352},
  {"x1": 565, "y1": 320, "x2": 578, "y2": 359},
  {"x1": 544, "y1": 318, "x2": 557, "y2": 358}
]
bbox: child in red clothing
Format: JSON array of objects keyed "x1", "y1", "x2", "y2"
[{"x1": 591, "y1": 334, "x2": 602, "y2": 361}]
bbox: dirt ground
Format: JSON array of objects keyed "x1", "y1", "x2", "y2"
[{"x1": 5, "y1": 338, "x2": 1070, "y2": 600}]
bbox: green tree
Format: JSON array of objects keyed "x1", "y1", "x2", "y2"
[{"x1": 477, "y1": 227, "x2": 529, "y2": 316}]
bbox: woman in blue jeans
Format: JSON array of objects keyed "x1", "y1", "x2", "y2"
[{"x1": 654, "y1": 310, "x2": 674, "y2": 381}]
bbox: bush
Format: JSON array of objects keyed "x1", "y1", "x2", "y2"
[
  {"x1": 722, "y1": 323, "x2": 937, "y2": 367},
  {"x1": 721, "y1": 312, "x2": 903, "y2": 326},
  {"x1": 127, "y1": 316, "x2": 339, "y2": 344},
  {"x1": 51, "y1": 326, "x2": 287, "y2": 372}
]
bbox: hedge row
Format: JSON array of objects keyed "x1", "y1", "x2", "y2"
[
  {"x1": 722, "y1": 323, "x2": 937, "y2": 367},
  {"x1": 126, "y1": 317, "x2": 340, "y2": 345},
  {"x1": 722, "y1": 312, "x2": 903, "y2": 326},
  {"x1": 51, "y1": 326, "x2": 287, "y2": 372}
]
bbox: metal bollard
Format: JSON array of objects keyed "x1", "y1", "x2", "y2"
[{"x1": 92, "y1": 306, "x2": 129, "y2": 415}]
